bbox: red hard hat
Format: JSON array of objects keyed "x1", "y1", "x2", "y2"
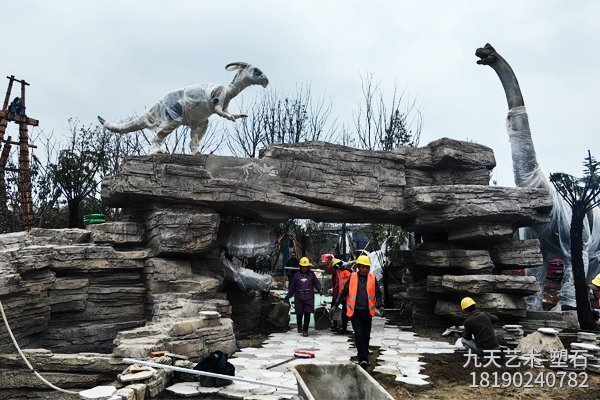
[{"x1": 320, "y1": 253, "x2": 334, "y2": 264}]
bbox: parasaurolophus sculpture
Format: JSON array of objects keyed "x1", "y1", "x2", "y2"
[
  {"x1": 476, "y1": 43, "x2": 600, "y2": 312},
  {"x1": 98, "y1": 62, "x2": 269, "y2": 154}
]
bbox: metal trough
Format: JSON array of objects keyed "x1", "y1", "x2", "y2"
[{"x1": 292, "y1": 363, "x2": 394, "y2": 400}]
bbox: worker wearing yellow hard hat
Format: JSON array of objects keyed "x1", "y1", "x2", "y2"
[
  {"x1": 591, "y1": 274, "x2": 600, "y2": 321},
  {"x1": 284, "y1": 256, "x2": 322, "y2": 337},
  {"x1": 333, "y1": 253, "x2": 382, "y2": 369},
  {"x1": 460, "y1": 297, "x2": 500, "y2": 356}
]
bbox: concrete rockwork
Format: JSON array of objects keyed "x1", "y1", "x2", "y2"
[{"x1": 0, "y1": 139, "x2": 553, "y2": 398}]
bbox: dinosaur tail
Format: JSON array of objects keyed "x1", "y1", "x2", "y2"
[{"x1": 97, "y1": 114, "x2": 148, "y2": 134}]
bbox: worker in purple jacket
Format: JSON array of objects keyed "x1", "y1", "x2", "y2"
[{"x1": 284, "y1": 257, "x2": 322, "y2": 337}]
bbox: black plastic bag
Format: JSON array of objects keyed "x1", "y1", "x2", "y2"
[{"x1": 193, "y1": 350, "x2": 235, "y2": 387}]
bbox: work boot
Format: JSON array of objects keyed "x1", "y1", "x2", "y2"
[
  {"x1": 302, "y1": 331, "x2": 309, "y2": 337},
  {"x1": 297, "y1": 326, "x2": 302, "y2": 333},
  {"x1": 359, "y1": 361, "x2": 368, "y2": 370}
]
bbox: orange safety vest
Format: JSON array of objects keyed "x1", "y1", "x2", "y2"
[
  {"x1": 336, "y1": 269, "x2": 352, "y2": 298},
  {"x1": 346, "y1": 272, "x2": 377, "y2": 318}
]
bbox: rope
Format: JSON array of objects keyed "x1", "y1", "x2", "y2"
[{"x1": 0, "y1": 299, "x2": 82, "y2": 398}]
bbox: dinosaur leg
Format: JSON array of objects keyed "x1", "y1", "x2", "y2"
[
  {"x1": 149, "y1": 120, "x2": 180, "y2": 154},
  {"x1": 189, "y1": 121, "x2": 209, "y2": 154}
]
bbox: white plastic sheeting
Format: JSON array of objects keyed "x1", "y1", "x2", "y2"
[
  {"x1": 508, "y1": 106, "x2": 600, "y2": 309},
  {"x1": 221, "y1": 258, "x2": 272, "y2": 292},
  {"x1": 225, "y1": 224, "x2": 277, "y2": 258}
]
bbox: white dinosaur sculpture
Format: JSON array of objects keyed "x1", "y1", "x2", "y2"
[
  {"x1": 476, "y1": 43, "x2": 600, "y2": 310},
  {"x1": 98, "y1": 62, "x2": 269, "y2": 154}
]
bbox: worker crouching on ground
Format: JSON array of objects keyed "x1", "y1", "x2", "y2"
[
  {"x1": 331, "y1": 259, "x2": 352, "y2": 333},
  {"x1": 460, "y1": 297, "x2": 501, "y2": 356},
  {"x1": 284, "y1": 257, "x2": 322, "y2": 337},
  {"x1": 333, "y1": 255, "x2": 382, "y2": 369}
]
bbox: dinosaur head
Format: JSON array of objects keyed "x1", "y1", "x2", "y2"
[
  {"x1": 226, "y1": 62, "x2": 269, "y2": 88},
  {"x1": 475, "y1": 43, "x2": 498, "y2": 66}
]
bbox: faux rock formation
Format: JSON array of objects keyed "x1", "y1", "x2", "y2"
[
  {"x1": 0, "y1": 136, "x2": 555, "y2": 398},
  {"x1": 435, "y1": 293, "x2": 527, "y2": 319},
  {"x1": 488, "y1": 239, "x2": 543, "y2": 268},
  {"x1": 415, "y1": 249, "x2": 494, "y2": 273},
  {"x1": 102, "y1": 141, "x2": 551, "y2": 228},
  {"x1": 440, "y1": 274, "x2": 540, "y2": 295},
  {"x1": 516, "y1": 331, "x2": 565, "y2": 357}
]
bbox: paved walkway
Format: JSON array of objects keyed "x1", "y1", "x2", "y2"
[{"x1": 166, "y1": 317, "x2": 457, "y2": 399}]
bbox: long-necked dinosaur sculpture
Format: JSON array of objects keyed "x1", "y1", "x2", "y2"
[{"x1": 476, "y1": 43, "x2": 600, "y2": 310}]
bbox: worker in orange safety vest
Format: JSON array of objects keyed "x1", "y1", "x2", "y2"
[
  {"x1": 333, "y1": 254, "x2": 382, "y2": 369},
  {"x1": 330, "y1": 259, "x2": 352, "y2": 333}
]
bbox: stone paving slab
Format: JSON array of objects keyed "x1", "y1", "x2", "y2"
[{"x1": 166, "y1": 316, "x2": 457, "y2": 398}]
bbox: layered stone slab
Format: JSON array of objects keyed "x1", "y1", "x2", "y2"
[
  {"x1": 87, "y1": 222, "x2": 145, "y2": 245},
  {"x1": 447, "y1": 223, "x2": 514, "y2": 245},
  {"x1": 488, "y1": 239, "x2": 543, "y2": 268},
  {"x1": 439, "y1": 274, "x2": 540, "y2": 295},
  {"x1": 393, "y1": 137, "x2": 495, "y2": 186},
  {"x1": 415, "y1": 249, "x2": 494, "y2": 273},
  {"x1": 434, "y1": 293, "x2": 527, "y2": 319},
  {"x1": 101, "y1": 141, "x2": 546, "y2": 225},
  {"x1": 145, "y1": 209, "x2": 220, "y2": 254},
  {"x1": 405, "y1": 185, "x2": 552, "y2": 232}
]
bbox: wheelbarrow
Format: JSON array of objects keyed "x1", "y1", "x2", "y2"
[{"x1": 291, "y1": 363, "x2": 394, "y2": 400}]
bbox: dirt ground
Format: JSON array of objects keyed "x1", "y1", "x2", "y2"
[
  {"x1": 369, "y1": 351, "x2": 600, "y2": 400},
  {"x1": 364, "y1": 325, "x2": 600, "y2": 400}
]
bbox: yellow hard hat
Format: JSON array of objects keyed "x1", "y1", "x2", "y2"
[
  {"x1": 299, "y1": 257, "x2": 311, "y2": 267},
  {"x1": 332, "y1": 259, "x2": 342, "y2": 267},
  {"x1": 460, "y1": 297, "x2": 476, "y2": 311},
  {"x1": 592, "y1": 273, "x2": 600, "y2": 288},
  {"x1": 356, "y1": 255, "x2": 371, "y2": 267}
]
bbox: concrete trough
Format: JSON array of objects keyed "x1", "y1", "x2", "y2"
[{"x1": 292, "y1": 363, "x2": 394, "y2": 400}]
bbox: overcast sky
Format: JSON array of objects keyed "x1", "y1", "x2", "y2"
[{"x1": 1, "y1": 0, "x2": 598, "y2": 187}]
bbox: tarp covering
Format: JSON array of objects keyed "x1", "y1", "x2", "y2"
[
  {"x1": 508, "y1": 106, "x2": 600, "y2": 309},
  {"x1": 222, "y1": 258, "x2": 272, "y2": 292},
  {"x1": 225, "y1": 224, "x2": 277, "y2": 258}
]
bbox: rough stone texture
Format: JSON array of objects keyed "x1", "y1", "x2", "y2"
[
  {"x1": 0, "y1": 350, "x2": 126, "y2": 373},
  {"x1": 440, "y1": 274, "x2": 540, "y2": 295},
  {"x1": 113, "y1": 318, "x2": 236, "y2": 361},
  {"x1": 434, "y1": 293, "x2": 527, "y2": 319},
  {"x1": 425, "y1": 275, "x2": 445, "y2": 293},
  {"x1": 488, "y1": 239, "x2": 543, "y2": 268},
  {"x1": 87, "y1": 222, "x2": 145, "y2": 245},
  {"x1": 28, "y1": 228, "x2": 92, "y2": 245},
  {"x1": 101, "y1": 141, "x2": 549, "y2": 226},
  {"x1": 516, "y1": 331, "x2": 565, "y2": 357},
  {"x1": 393, "y1": 137, "x2": 496, "y2": 187},
  {"x1": 404, "y1": 185, "x2": 552, "y2": 232},
  {"x1": 415, "y1": 249, "x2": 494, "y2": 273},
  {"x1": 143, "y1": 257, "x2": 224, "y2": 322},
  {"x1": 447, "y1": 223, "x2": 514, "y2": 245},
  {"x1": 145, "y1": 209, "x2": 220, "y2": 254}
]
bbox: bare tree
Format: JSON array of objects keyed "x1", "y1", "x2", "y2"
[
  {"x1": 224, "y1": 83, "x2": 337, "y2": 157},
  {"x1": 353, "y1": 73, "x2": 423, "y2": 150}
]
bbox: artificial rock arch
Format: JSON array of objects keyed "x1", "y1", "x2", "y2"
[{"x1": 0, "y1": 138, "x2": 553, "y2": 397}]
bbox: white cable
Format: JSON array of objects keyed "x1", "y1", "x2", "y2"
[{"x1": 0, "y1": 299, "x2": 82, "y2": 397}]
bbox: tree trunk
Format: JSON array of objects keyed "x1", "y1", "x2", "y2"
[
  {"x1": 571, "y1": 203, "x2": 597, "y2": 330},
  {"x1": 67, "y1": 199, "x2": 80, "y2": 228}
]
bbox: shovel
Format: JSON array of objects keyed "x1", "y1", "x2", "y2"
[{"x1": 266, "y1": 349, "x2": 315, "y2": 369}]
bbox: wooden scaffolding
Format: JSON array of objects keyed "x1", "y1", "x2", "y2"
[{"x1": 0, "y1": 75, "x2": 39, "y2": 231}]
